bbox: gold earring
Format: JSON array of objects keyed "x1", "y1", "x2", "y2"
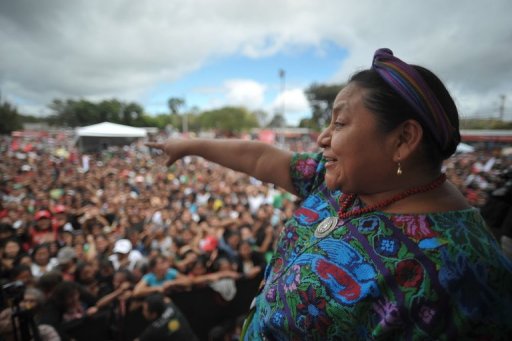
[{"x1": 397, "y1": 161, "x2": 403, "y2": 175}]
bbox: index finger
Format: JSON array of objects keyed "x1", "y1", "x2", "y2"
[{"x1": 145, "y1": 142, "x2": 164, "y2": 149}]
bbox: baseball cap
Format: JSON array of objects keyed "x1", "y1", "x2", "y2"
[
  {"x1": 34, "y1": 210, "x2": 52, "y2": 221},
  {"x1": 113, "y1": 239, "x2": 132, "y2": 254},
  {"x1": 199, "y1": 236, "x2": 218, "y2": 253},
  {"x1": 57, "y1": 247, "x2": 76, "y2": 264},
  {"x1": 53, "y1": 205, "x2": 67, "y2": 214}
]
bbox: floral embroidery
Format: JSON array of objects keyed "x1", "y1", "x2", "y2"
[
  {"x1": 282, "y1": 265, "x2": 301, "y2": 293},
  {"x1": 265, "y1": 285, "x2": 277, "y2": 302},
  {"x1": 395, "y1": 259, "x2": 424, "y2": 288},
  {"x1": 244, "y1": 153, "x2": 512, "y2": 340},
  {"x1": 357, "y1": 216, "x2": 380, "y2": 234},
  {"x1": 271, "y1": 311, "x2": 285, "y2": 328},
  {"x1": 391, "y1": 215, "x2": 438, "y2": 240},
  {"x1": 297, "y1": 286, "x2": 332, "y2": 335},
  {"x1": 373, "y1": 299, "x2": 403, "y2": 330},
  {"x1": 281, "y1": 225, "x2": 299, "y2": 249},
  {"x1": 375, "y1": 236, "x2": 400, "y2": 257},
  {"x1": 295, "y1": 158, "x2": 317, "y2": 179},
  {"x1": 410, "y1": 297, "x2": 447, "y2": 333}
]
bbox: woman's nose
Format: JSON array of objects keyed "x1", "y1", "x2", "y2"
[{"x1": 316, "y1": 128, "x2": 331, "y2": 148}]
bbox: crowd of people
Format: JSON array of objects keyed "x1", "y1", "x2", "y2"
[
  {"x1": 0, "y1": 133, "x2": 301, "y2": 340},
  {"x1": 0, "y1": 123, "x2": 511, "y2": 340}
]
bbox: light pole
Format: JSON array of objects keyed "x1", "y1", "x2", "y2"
[
  {"x1": 279, "y1": 69, "x2": 286, "y2": 121},
  {"x1": 499, "y1": 94, "x2": 506, "y2": 121}
]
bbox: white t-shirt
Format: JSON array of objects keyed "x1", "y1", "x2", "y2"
[{"x1": 108, "y1": 250, "x2": 144, "y2": 270}]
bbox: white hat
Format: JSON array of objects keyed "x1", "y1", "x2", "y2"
[{"x1": 113, "y1": 239, "x2": 132, "y2": 254}]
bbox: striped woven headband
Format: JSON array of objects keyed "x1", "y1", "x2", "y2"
[{"x1": 372, "y1": 48, "x2": 454, "y2": 149}]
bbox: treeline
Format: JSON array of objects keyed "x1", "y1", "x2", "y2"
[{"x1": 1, "y1": 84, "x2": 511, "y2": 134}]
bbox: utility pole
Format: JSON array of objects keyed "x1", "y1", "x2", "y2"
[{"x1": 499, "y1": 94, "x2": 506, "y2": 121}]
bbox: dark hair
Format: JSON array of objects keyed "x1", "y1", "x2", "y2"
[
  {"x1": 115, "y1": 269, "x2": 134, "y2": 283},
  {"x1": 149, "y1": 254, "x2": 167, "y2": 270},
  {"x1": 50, "y1": 281, "x2": 80, "y2": 311},
  {"x1": 0, "y1": 223, "x2": 14, "y2": 233},
  {"x1": 144, "y1": 293, "x2": 166, "y2": 316},
  {"x1": 37, "y1": 271, "x2": 63, "y2": 294},
  {"x1": 349, "y1": 66, "x2": 460, "y2": 168},
  {"x1": 11, "y1": 264, "x2": 31, "y2": 280},
  {"x1": 31, "y1": 243, "x2": 50, "y2": 261},
  {"x1": 1, "y1": 237, "x2": 21, "y2": 249}
]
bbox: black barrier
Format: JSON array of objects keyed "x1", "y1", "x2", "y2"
[
  {"x1": 170, "y1": 275, "x2": 262, "y2": 341},
  {"x1": 53, "y1": 275, "x2": 262, "y2": 341}
]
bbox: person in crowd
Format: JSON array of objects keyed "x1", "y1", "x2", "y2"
[
  {"x1": 30, "y1": 243, "x2": 59, "y2": 279},
  {"x1": 0, "y1": 223, "x2": 16, "y2": 243},
  {"x1": 37, "y1": 271, "x2": 64, "y2": 300},
  {"x1": 108, "y1": 238, "x2": 144, "y2": 271},
  {"x1": 136, "y1": 293, "x2": 198, "y2": 341},
  {"x1": 235, "y1": 240, "x2": 265, "y2": 280},
  {"x1": 31, "y1": 210, "x2": 57, "y2": 246},
  {"x1": 133, "y1": 254, "x2": 190, "y2": 297},
  {"x1": 0, "y1": 238, "x2": 26, "y2": 282},
  {"x1": 56, "y1": 246, "x2": 78, "y2": 282},
  {"x1": 38, "y1": 281, "x2": 99, "y2": 340},
  {"x1": 148, "y1": 48, "x2": 512, "y2": 339},
  {"x1": 0, "y1": 287, "x2": 60, "y2": 341},
  {"x1": 9, "y1": 264, "x2": 34, "y2": 287}
]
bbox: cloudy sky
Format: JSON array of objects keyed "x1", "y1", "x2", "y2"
[{"x1": 1, "y1": 0, "x2": 511, "y2": 126}]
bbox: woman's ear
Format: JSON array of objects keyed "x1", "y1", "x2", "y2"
[{"x1": 393, "y1": 119, "x2": 423, "y2": 161}]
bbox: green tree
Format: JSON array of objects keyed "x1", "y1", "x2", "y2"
[
  {"x1": 0, "y1": 101, "x2": 22, "y2": 134},
  {"x1": 460, "y1": 118, "x2": 512, "y2": 129},
  {"x1": 168, "y1": 97, "x2": 187, "y2": 131},
  {"x1": 168, "y1": 97, "x2": 185, "y2": 115},
  {"x1": 304, "y1": 83, "x2": 344, "y2": 130},
  {"x1": 198, "y1": 106, "x2": 259, "y2": 133},
  {"x1": 47, "y1": 98, "x2": 152, "y2": 127}
]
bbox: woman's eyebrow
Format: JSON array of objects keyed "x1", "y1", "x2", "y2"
[{"x1": 332, "y1": 101, "x2": 346, "y2": 114}]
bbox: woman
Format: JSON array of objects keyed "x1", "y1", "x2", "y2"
[
  {"x1": 235, "y1": 240, "x2": 265, "y2": 281},
  {"x1": 148, "y1": 49, "x2": 512, "y2": 339},
  {"x1": 133, "y1": 254, "x2": 190, "y2": 297},
  {"x1": 31, "y1": 243, "x2": 59, "y2": 278},
  {"x1": 39, "y1": 281, "x2": 100, "y2": 340}
]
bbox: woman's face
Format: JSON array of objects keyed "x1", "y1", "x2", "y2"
[
  {"x1": 154, "y1": 258, "x2": 169, "y2": 278},
  {"x1": 21, "y1": 292, "x2": 38, "y2": 310},
  {"x1": 79, "y1": 265, "x2": 96, "y2": 285},
  {"x1": 4, "y1": 241, "x2": 20, "y2": 258},
  {"x1": 36, "y1": 218, "x2": 51, "y2": 230},
  {"x1": 95, "y1": 236, "x2": 108, "y2": 252},
  {"x1": 34, "y1": 246, "x2": 50, "y2": 265},
  {"x1": 317, "y1": 83, "x2": 395, "y2": 193}
]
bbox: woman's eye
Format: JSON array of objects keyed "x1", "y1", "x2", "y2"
[{"x1": 333, "y1": 122, "x2": 344, "y2": 129}]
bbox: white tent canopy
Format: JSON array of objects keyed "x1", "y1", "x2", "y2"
[
  {"x1": 76, "y1": 122, "x2": 147, "y2": 138},
  {"x1": 456, "y1": 142, "x2": 475, "y2": 153}
]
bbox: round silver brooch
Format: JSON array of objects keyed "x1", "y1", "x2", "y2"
[{"x1": 314, "y1": 216, "x2": 339, "y2": 239}]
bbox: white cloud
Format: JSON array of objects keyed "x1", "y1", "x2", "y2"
[
  {"x1": 273, "y1": 88, "x2": 309, "y2": 114},
  {"x1": 271, "y1": 88, "x2": 310, "y2": 125},
  {"x1": 224, "y1": 80, "x2": 266, "y2": 109},
  {"x1": 0, "y1": 0, "x2": 511, "y2": 120}
]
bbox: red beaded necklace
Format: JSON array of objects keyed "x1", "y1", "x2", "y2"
[{"x1": 337, "y1": 173, "x2": 447, "y2": 220}]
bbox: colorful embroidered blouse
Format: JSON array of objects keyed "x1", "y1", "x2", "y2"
[{"x1": 243, "y1": 153, "x2": 512, "y2": 340}]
